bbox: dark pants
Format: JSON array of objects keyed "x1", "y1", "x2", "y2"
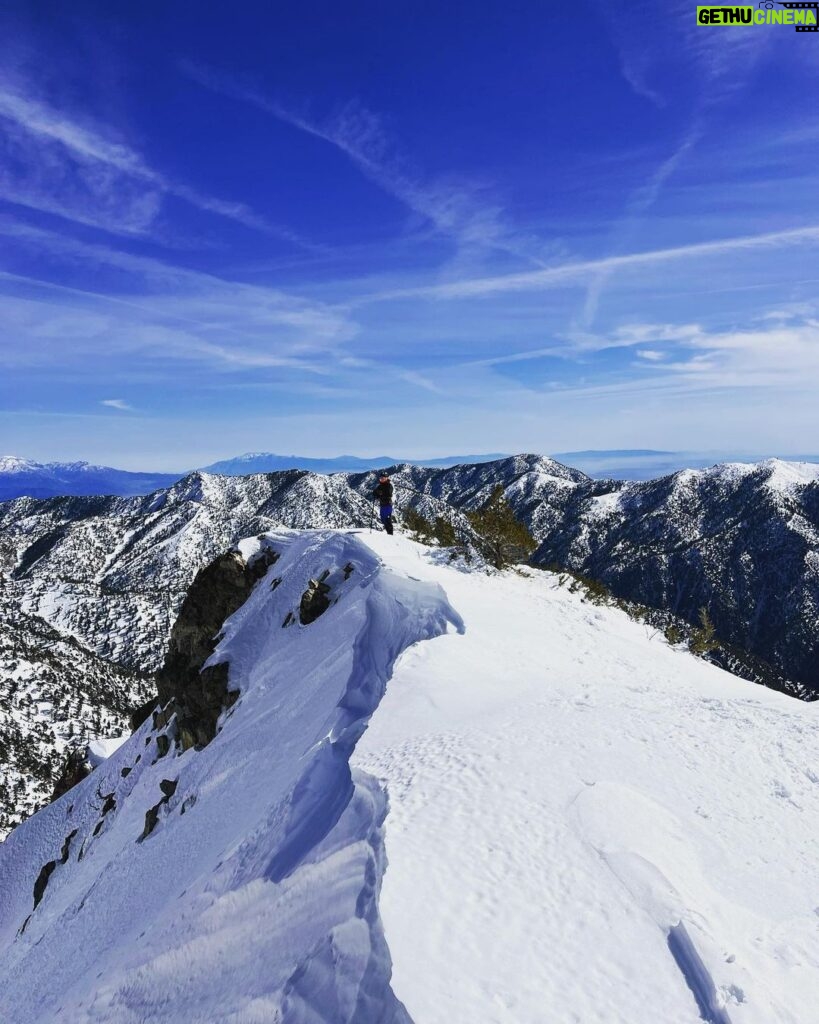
[{"x1": 379, "y1": 504, "x2": 394, "y2": 535}]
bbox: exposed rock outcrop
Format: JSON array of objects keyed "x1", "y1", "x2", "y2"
[
  {"x1": 154, "y1": 544, "x2": 279, "y2": 750},
  {"x1": 299, "y1": 572, "x2": 332, "y2": 624},
  {"x1": 50, "y1": 747, "x2": 92, "y2": 803}
]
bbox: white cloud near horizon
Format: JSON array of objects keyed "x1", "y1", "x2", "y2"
[{"x1": 100, "y1": 399, "x2": 133, "y2": 411}]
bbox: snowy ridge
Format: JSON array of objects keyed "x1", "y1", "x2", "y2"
[
  {"x1": 0, "y1": 530, "x2": 462, "y2": 1023},
  {"x1": 673, "y1": 458, "x2": 819, "y2": 492}
]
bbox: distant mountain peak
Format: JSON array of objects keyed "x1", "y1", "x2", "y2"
[
  {"x1": 0, "y1": 458, "x2": 181, "y2": 502},
  {"x1": 0, "y1": 455, "x2": 40, "y2": 472}
]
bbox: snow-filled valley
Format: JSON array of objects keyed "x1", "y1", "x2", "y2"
[{"x1": 1, "y1": 529, "x2": 818, "y2": 1023}]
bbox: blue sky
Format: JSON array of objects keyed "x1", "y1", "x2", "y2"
[{"x1": 0, "y1": 1, "x2": 817, "y2": 470}]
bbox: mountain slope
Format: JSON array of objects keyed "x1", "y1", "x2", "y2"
[
  {"x1": 0, "y1": 593, "x2": 152, "y2": 837},
  {"x1": 1, "y1": 530, "x2": 817, "y2": 1023},
  {"x1": 364, "y1": 456, "x2": 819, "y2": 694},
  {"x1": 0, "y1": 453, "x2": 514, "y2": 502},
  {"x1": 0, "y1": 470, "x2": 379, "y2": 674}
]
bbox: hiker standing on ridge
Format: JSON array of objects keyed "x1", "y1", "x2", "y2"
[{"x1": 373, "y1": 472, "x2": 395, "y2": 535}]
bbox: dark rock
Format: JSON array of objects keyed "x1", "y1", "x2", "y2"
[
  {"x1": 178, "y1": 724, "x2": 198, "y2": 751},
  {"x1": 50, "y1": 747, "x2": 92, "y2": 803},
  {"x1": 59, "y1": 829, "x2": 78, "y2": 864},
  {"x1": 154, "y1": 546, "x2": 278, "y2": 749},
  {"x1": 139, "y1": 778, "x2": 178, "y2": 840},
  {"x1": 159, "y1": 778, "x2": 178, "y2": 799},
  {"x1": 140, "y1": 802, "x2": 161, "y2": 841},
  {"x1": 130, "y1": 697, "x2": 158, "y2": 732},
  {"x1": 152, "y1": 707, "x2": 171, "y2": 730},
  {"x1": 299, "y1": 577, "x2": 331, "y2": 624},
  {"x1": 32, "y1": 859, "x2": 57, "y2": 910}
]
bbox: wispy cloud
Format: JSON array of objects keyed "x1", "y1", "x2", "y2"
[
  {"x1": 350, "y1": 223, "x2": 819, "y2": 305},
  {"x1": 0, "y1": 217, "x2": 348, "y2": 336},
  {"x1": 0, "y1": 218, "x2": 447, "y2": 399},
  {"x1": 563, "y1": 317, "x2": 819, "y2": 393},
  {"x1": 0, "y1": 77, "x2": 313, "y2": 247},
  {"x1": 100, "y1": 398, "x2": 132, "y2": 410},
  {"x1": 453, "y1": 322, "x2": 703, "y2": 370},
  {"x1": 183, "y1": 63, "x2": 553, "y2": 269},
  {"x1": 585, "y1": 0, "x2": 774, "y2": 327},
  {"x1": 579, "y1": 123, "x2": 702, "y2": 327},
  {"x1": 0, "y1": 216, "x2": 358, "y2": 382},
  {"x1": 597, "y1": 0, "x2": 769, "y2": 108}
]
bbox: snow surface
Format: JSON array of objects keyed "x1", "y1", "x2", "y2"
[
  {"x1": 763, "y1": 458, "x2": 819, "y2": 491},
  {"x1": 87, "y1": 736, "x2": 128, "y2": 768},
  {"x1": 1, "y1": 529, "x2": 818, "y2": 1023},
  {"x1": 586, "y1": 488, "x2": 623, "y2": 518},
  {"x1": 0, "y1": 457, "x2": 39, "y2": 473},
  {"x1": 675, "y1": 458, "x2": 819, "y2": 492},
  {"x1": 354, "y1": 535, "x2": 819, "y2": 1024}
]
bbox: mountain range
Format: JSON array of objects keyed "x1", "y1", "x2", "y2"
[
  {"x1": 6, "y1": 449, "x2": 819, "y2": 501},
  {"x1": 200, "y1": 451, "x2": 510, "y2": 476},
  {"x1": 0, "y1": 457, "x2": 180, "y2": 502},
  {"x1": 0, "y1": 454, "x2": 509, "y2": 502},
  {"x1": 1, "y1": 453, "x2": 817, "y2": 837}
]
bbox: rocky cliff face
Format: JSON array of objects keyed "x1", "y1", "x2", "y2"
[{"x1": 154, "y1": 543, "x2": 280, "y2": 750}]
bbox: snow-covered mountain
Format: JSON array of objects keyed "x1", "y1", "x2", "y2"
[
  {"x1": 1, "y1": 454, "x2": 817, "y2": 838},
  {"x1": 529, "y1": 458, "x2": 819, "y2": 695},
  {"x1": 0, "y1": 457, "x2": 180, "y2": 502},
  {"x1": 201, "y1": 452, "x2": 398, "y2": 475},
  {"x1": 552, "y1": 449, "x2": 819, "y2": 480},
  {"x1": 201, "y1": 452, "x2": 510, "y2": 475},
  {"x1": 0, "y1": 453, "x2": 512, "y2": 501},
  {"x1": 1, "y1": 529, "x2": 818, "y2": 1023}
]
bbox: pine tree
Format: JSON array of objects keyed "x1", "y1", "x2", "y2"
[
  {"x1": 403, "y1": 507, "x2": 433, "y2": 543},
  {"x1": 467, "y1": 485, "x2": 536, "y2": 569},
  {"x1": 690, "y1": 607, "x2": 719, "y2": 655},
  {"x1": 432, "y1": 516, "x2": 458, "y2": 547}
]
